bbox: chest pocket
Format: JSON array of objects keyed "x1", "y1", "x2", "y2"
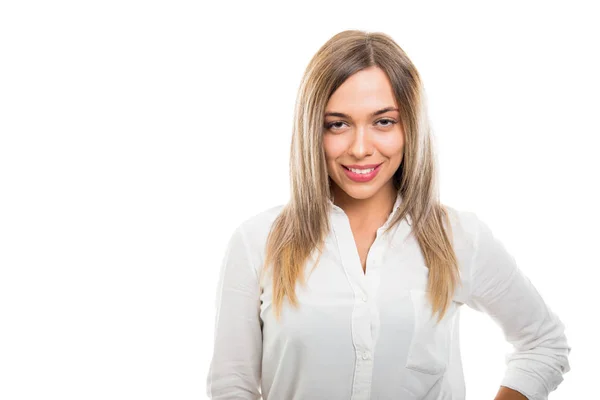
[{"x1": 404, "y1": 289, "x2": 454, "y2": 375}]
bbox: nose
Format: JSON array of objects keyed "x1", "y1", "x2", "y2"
[{"x1": 348, "y1": 125, "x2": 374, "y2": 158}]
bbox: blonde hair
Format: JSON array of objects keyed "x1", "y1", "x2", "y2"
[{"x1": 259, "y1": 30, "x2": 461, "y2": 324}]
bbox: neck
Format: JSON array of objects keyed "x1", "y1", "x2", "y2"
[{"x1": 332, "y1": 182, "x2": 397, "y2": 230}]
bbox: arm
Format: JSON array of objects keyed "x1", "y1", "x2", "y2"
[
  {"x1": 495, "y1": 385, "x2": 528, "y2": 399},
  {"x1": 206, "y1": 224, "x2": 263, "y2": 399},
  {"x1": 465, "y1": 213, "x2": 571, "y2": 400}
]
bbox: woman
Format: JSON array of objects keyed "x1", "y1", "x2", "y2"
[{"x1": 206, "y1": 30, "x2": 571, "y2": 400}]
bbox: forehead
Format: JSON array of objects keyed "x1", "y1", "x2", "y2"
[{"x1": 325, "y1": 67, "x2": 398, "y2": 115}]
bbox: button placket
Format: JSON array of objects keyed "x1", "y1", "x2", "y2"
[{"x1": 330, "y1": 209, "x2": 380, "y2": 400}]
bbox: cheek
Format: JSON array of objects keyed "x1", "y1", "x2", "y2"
[
  {"x1": 376, "y1": 132, "x2": 404, "y2": 157},
  {"x1": 322, "y1": 136, "x2": 346, "y2": 161}
]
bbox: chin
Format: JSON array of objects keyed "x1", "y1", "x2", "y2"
[{"x1": 340, "y1": 185, "x2": 382, "y2": 199}]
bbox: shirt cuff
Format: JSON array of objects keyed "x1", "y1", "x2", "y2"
[{"x1": 500, "y1": 364, "x2": 564, "y2": 400}]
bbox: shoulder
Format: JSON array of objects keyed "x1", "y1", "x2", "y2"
[
  {"x1": 441, "y1": 205, "x2": 486, "y2": 302},
  {"x1": 237, "y1": 203, "x2": 285, "y2": 240},
  {"x1": 233, "y1": 203, "x2": 286, "y2": 275},
  {"x1": 443, "y1": 204, "x2": 481, "y2": 248}
]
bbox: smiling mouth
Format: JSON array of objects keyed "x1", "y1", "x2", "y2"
[{"x1": 342, "y1": 163, "x2": 383, "y2": 171}]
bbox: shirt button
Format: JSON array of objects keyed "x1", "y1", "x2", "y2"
[
  {"x1": 361, "y1": 295, "x2": 368, "y2": 302},
  {"x1": 362, "y1": 352, "x2": 370, "y2": 360}
]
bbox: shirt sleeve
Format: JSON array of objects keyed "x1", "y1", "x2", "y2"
[
  {"x1": 465, "y1": 213, "x2": 571, "y2": 400},
  {"x1": 206, "y1": 224, "x2": 263, "y2": 399}
]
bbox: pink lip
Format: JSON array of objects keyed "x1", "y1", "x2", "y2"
[
  {"x1": 342, "y1": 163, "x2": 383, "y2": 182},
  {"x1": 343, "y1": 163, "x2": 382, "y2": 169}
]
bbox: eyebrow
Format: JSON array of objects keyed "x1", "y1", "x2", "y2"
[{"x1": 324, "y1": 106, "x2": 399, "y2": 119}]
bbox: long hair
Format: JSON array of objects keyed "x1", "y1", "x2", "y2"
[{"x1": 259, "y1": 30, "x2": 461, "y2": 324}]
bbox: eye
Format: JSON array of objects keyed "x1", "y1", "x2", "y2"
[
  {"x1": 376, "y1": 118, "x2": 397, "y2": 127},
  {"x1": 324, "y1": 118, "x2": 397, "y2": 131},
  {"x1": 325, "y1": 121, "x2": 347, "y2": 130}
]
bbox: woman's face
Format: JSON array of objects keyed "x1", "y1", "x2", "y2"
[{"x1": 323, "y1": 66, "x2": 405, "y2": 202}]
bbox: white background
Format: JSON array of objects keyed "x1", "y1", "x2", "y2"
[{"x1": 1, "y1": 1, "x2": 597, "y2": 399}]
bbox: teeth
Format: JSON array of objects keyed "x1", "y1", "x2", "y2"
[{"x1": 348, "y1": 167, "x2": 375, "y2": 174}]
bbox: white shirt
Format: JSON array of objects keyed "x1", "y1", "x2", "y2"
[{"x1": 206, "y1": 192, "x2": 571, "y2": 400}]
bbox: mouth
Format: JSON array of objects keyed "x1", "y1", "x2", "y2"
[
  {"x1": 342, "y1": 162, "x2": 383, "y2": 182},
  {"x1": 342, "y1": 162, "x2": 383, "y2": 171}
]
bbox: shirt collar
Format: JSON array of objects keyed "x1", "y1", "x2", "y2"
[{"x1": 328, "y1": 191, "x2": 404, "y2": 227}]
